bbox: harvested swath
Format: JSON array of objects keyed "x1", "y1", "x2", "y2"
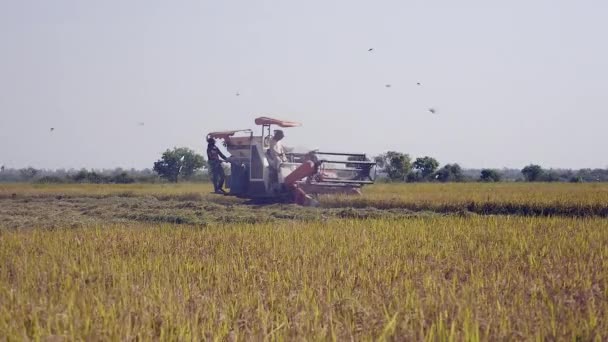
[{"x1": 0, "y1": 195, "x2": 428, "y2": 230}]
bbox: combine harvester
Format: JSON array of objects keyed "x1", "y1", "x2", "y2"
[{"x1": 207, "y1": 117, "x2": 377, "y2": 206}]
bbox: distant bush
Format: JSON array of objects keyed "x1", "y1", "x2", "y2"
[
  {"x1": 540, "y1": 170, "x2": 561, "y2": 182},
  {"x1": 413, "y1": 157, "x2": 439, "y2": 180},
  {"x1": 153, "y1": 147, "x2": 205, "y2": 183},
  {"x1": 435, "y1": 164, "x2": 464, "y2": 182},
  {"x1": 111, "y1": 172, "x2": 135, "y2": 184},
  {"x1": 375, "y1": 152, "x2": 412, "y2": 181},
  {"x1": 405, "y1": 172, "x2": 423, "y2": 183},
  {"x1": 70, "y1": 170, "x2": 106, "y2": 183},
  {"x1": 480, "y1": 169, "x2": 502, "y2": 182},
  {"x1": 576, "y1": 168, "x2": 608, "y2": 182},
  {"x1": 19, "y1": 167, "x2": 39, "y2": 181},
  {"x1": 35, "y1": 176, "x2": 67, "y2": 184},
  {"x1": 186, "y1": 170, "x2": 211, "y2": 182},
  {"x1": 522, "y1": 164, "x2": 544, "y2": 182}
]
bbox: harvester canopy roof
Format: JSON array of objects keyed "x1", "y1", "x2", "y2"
[
  {"x1": 207, "y1": 129, "x2": 251, "y2": 140},
  {"x1": 254, "y1": 117, "x2": 301, "y2": 127}
]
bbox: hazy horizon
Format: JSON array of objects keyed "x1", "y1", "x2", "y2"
[{"x1": 1, "y1": 0, "x2": 607, "y2": 170}]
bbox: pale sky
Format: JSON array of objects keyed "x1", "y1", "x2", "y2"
[{"x1": 1, "y1": 0, "x2": 606, "y2": 170}]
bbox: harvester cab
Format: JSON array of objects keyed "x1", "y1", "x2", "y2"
[{"x1": 206, "y1": 117, "x2": 376, "y2": 205}]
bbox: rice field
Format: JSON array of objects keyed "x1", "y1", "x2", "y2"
[
  {"x1": 3, "y1": 182, "x2": 608, "y2": 213},
  {"x1": 325, "y1": 183, "x2": 608, "y2": 217},
  {"x1": 0, "y1": 183, "x2": 607, "y2": 340}
]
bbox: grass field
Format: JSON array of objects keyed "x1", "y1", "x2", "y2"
[{"x1": 1, "y1": 183, "x2": 607, "y2": 340}]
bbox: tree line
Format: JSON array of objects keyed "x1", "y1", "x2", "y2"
[
  {"x1": 1, "y1": 147, "x2": 607, "y2": 183},
  {"x1": 374, "y1": 151, "x2": 608, "y2": 183}
]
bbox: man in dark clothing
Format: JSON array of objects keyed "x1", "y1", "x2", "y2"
[{"x1": 207, "y1": 137, "x2": 229, "y2": 194}]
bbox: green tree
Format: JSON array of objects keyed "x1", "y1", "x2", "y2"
[
  {"x1": 70, "y1": 169, "x2": 108, "y2": 183},
  {"x1": 153, "y1": 147, "x2": 205, "y2": 183},
  {"x1": 521, "y1": 164, "x2": 544, "y2": 182},
  {"x1": 540, "y1": 170, "x2": 560, "y2": 182},
  {"x1": 413, "y1": 156, "x2": 439, "y2": 180},
  {"x1": 111, "y1": 172, "x2": 135, "y2": 184},
  {"x1": 480, "y1": 169, "x2": 502, "y2": 182},
  {"x1": 405, "y1": 171, "x2": 422, "y2": 183},
  {"x1": 19, "y1": 167, "x2": 38, "y2": 181},
  {"x1": 374, "y1": 151, "x2": 411, "y2": 181},
  {"x1": 435, "y1": 163, "x2": 464, "y2": 182}
]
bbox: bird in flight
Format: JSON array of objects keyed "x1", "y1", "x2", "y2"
[
  {"x1": 368, "y1": 48, "x2": 374, "y2": 52},
  {"x1": 385, "y1": 84, "x2": 391, "y2": 88},
  {"x1": 417, "y1": 82, "x2": 421, "y2": 86},
  {"x1": 428, "y1": 108, "x2": 437, "y2": 114},
  {"x1": 138, "y1": 122, "x2": 145, "y2": 126},
  {"x1": 236, "y1": 92, "x2": 240, "y2": 96},
  {"x1": 50, "y1": 128, "x2": 55, "y2": 132}
]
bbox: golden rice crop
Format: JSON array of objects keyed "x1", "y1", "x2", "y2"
[
  {"x1": 1, "y1": 216, "x2": 606, "y2": 340},
  {"x1": 0, "y1": 183, "x2": 219, "y2": 200},
  {"x1": 323, "y1": 183, "x2": 608, "y2": 216},
  {"x1": 3, "y1": 182, "x2": 608, "y2": 212}
]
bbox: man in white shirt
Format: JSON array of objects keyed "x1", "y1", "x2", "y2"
[
  {"x1": 268, "y1": 129, "x2": 287, "y2": 170},
  {"x1": 266, "y1": 129, "x2": 288, "y2": 192}
]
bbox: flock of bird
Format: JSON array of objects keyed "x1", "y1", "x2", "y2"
[
  {"x1": 370, "y1": 47, "x2": 438, "y2": 115},
  {"x1": 47, "y1": 48, "x2": 437, "y2": 134},
  {"x1": 232, "y1": 47, "x2": 438, "y2": 115}
]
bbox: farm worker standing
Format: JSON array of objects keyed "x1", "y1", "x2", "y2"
[
  {"x1": 268, "y1": 129, "x2": 287, "y2": 170},
  {"x1": 207, "y1": 137, "x2": 229, "y2": 194}
]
